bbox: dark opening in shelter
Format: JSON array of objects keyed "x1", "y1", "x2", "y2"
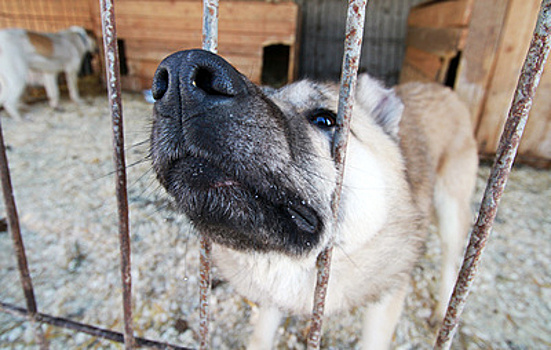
[
  {"x1": 261, "y1": 44, "x2": 290, "y2": 88},
  {"x1": 117, "y1": 39, "x2": 129, "y2": 76},
  {"x1": 444, "y1": 52, "x2": 462, "y2": 89}
]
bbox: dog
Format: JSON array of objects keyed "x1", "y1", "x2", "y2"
[
  {"x1": 0, "y1": 26, "x2": 97, "y2": 120},
  {"x1": 150, "y1": 49, "x2": 478, "y2": 349}
]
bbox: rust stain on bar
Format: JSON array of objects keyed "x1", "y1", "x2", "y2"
[
  {"x1": 198, "y1": 236, "x2": 212, "y2": 350},
  {"x1": 434, "y1": 1, "x2": 551, "y2": 349},
  {"x1": 307, "y1": 1, "x2": 368, "y2": 349},
  {"x1": 99, "y1": 1, "x2": 135, "y2": 349},
  {"x1": 199, "y1": 1, "x2": 218, "y2": 349}
]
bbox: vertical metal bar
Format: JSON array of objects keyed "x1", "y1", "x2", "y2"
[
  {"x1": 434, "y1": 1, "x2": 551, "y2": 348},
  {"x1": 203, "y1": 0, "x2": 219, "y2": 54},
  {"x1": 306, "y1": 1, "x2": 368, "y2": 349},
  {"x1": 99, "y1": 1, "x2": 135, "y2": 349},
  {"x1": 0, "y1": 121, "x2": 36, "y2": 315},
  {"x1": 199, "y1": 1, "x2": 218, "y2": 349},
  {"x1": 198, "y1": 236, "x2": 212, "y2": 350},
  {"x1": 0, "y1": 120, "x2": 48, "y2": 350}
]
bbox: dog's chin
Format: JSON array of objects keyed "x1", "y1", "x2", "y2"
[{"x1": 158, "y1": 156, "x2": 324, "y2": 256}]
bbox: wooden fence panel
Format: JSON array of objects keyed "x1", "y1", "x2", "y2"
[{"x1": 474, "y1": 0, "x2": 544, "y2": 156}]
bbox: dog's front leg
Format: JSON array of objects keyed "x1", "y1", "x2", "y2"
[
  {"x1": 42, "y1": 72, "x2": 61, "y2": 111},
  {"x1": 2, "y1": 97, "x2": 24, "y2": 120},
  {"x1": 361, "y1": 282, "x2": 409, "y2": 350},
  {"x1": 65, "y1": 70, "x2": 83, "y2": 104},
  {"x1": 248, "y1": 305, "x2": 282, "y2": 350}
]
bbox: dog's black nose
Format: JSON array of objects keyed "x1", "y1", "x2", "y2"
[{"x1": 152, "y1": 49, "x2": 247, "y2": 116}]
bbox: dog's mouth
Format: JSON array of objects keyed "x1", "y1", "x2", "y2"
[
  {"x1": 212, "y1": 179, "x2": 240, "y2": 188},
  {"x1": 156, "y1": 153, "x2": 323, "y2": 256}
]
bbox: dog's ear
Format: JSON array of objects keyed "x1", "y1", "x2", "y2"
[{"x1": 355, "y1": 74, "x2": 403, "y2": 140}]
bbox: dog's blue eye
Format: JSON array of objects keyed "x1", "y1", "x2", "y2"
[{"x1": 308, "y1": 109, "x2": 336, "y2": 129}]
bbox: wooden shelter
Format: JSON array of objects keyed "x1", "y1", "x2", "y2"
[
  {"x1": 89, "y1": 1, "x2": 299, "y2": 90},
  {"x1": 402, "y1": 0, "x2": 551, "y2": 166}
]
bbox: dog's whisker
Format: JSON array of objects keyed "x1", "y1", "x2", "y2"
[{"x1": 126, "y1": 138, "x2": 150, "y2": 151}]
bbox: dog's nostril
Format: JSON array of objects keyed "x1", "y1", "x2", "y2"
[
  {"x1": 193, "y1": 67, "x2": 234, "y2": 97},
  {"x1": 152, "y1": 68, "x2": 169, "y2": 100}
]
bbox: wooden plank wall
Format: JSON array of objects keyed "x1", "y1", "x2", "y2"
[
  {"x1": 456, "y1": 0, "x2": 551, "y2": 165},
  {"x1": 2, "y1": 0, "x2": 548, "y2": 163},
  {"x1": 454, "y1": 0, "x2": 510, "y2": 126},
  {"x1": 524, "y1": 60, "x2": 551, "y2": 164}
]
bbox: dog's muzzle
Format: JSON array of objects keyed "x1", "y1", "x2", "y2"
[{"x1": 149, "y1": 50, "x2": 324, "y2": 256}]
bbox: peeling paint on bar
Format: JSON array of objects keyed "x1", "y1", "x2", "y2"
[
  {"x1": 306, "y1": 1, "x2": 368, "y2": 349},
  {"x1": 434, "y1": 1, "x2": 551, "y2": 349},
  {"x1": 99, "y1": 1, "x2": 135, "y2": 349},
  {"x1": 203, "y1": 0, "x2": 219, "y2": 54},
  {"x1": 199, "y1": 1, "x2": 219, "y2": 349}
]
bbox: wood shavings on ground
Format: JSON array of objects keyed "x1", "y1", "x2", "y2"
[{"x1": 0, "y1": 94, "x2": 549, "y2": 349}]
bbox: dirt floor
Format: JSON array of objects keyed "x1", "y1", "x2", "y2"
[{"x1": 0, "y1": 93, "x2": 549, "y2": 349}]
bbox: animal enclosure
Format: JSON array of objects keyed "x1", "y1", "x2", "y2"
[{"x1": 1, "y1": 0, "x2": 551, "y2": 348}]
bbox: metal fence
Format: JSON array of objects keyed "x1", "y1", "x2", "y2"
[{"x1": 1, "y1": 0, "x2": 550, "y2": 349}]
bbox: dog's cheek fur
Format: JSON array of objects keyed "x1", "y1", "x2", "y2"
[{"x1": 336, "y1": 140, "x2": 389, "y2": 246}]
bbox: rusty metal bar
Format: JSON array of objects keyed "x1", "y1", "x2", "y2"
[
  {"x1": 99, "y1": 1, "x2": 135, "y2": 349},
  {"x1": 199, "y1": 1, "x2": 218, "y2": 349},
  {"x1": 202, "y1": 0, "x2": 219, "y2": 54},
  {"x1": 0, "y1": 121, "x2": 37, "y2": 316},
  {"x1": 0, "y1": 302, "x2": 192, "y2": 350},
  {"x1": 434, "y1": 1, "x2": 551, "y2": 348},
  {"x1": 0, "y1": 116, "x2": 48, "y2": 349},
  {"x1": 306, "y1": 1, "x2": 368, "y2": 349},
  {"x1": 198, "y1": 236, "x2": 212, "y2": 350}
]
